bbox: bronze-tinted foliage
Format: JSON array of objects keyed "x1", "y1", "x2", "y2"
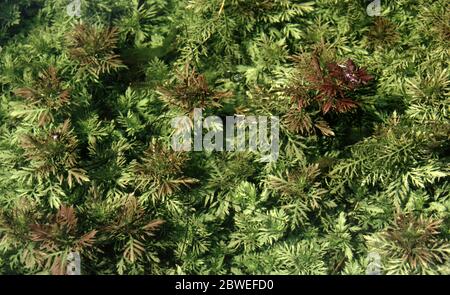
[
  {"x1": 266, "y1": 164, "x2": 322, "y2": 201},
  {"x1": 67, "y1": 24, "x2": 124, "y2": 77},
  {"x1": 284, "y1": 48, "x2": 373, "y2": 136},
  {"x1": 103, "y1": 195, "x2": 164, "y2": 263},
  {"x1": 383, "y1": 213, "x2": 450, "y2": 269},
  {"x1": 421, "y1": 3, "x2": 450, "y2": 43},
  {"x1": 105, "y1": 195, "x2": 164, "y2": 237},
  {"x1": 130, "y1": 142, "x2": 197, "y2": 198},
  {"x1": 0, "y1": 198, "x2": 37, "y2": 243},
  {"x1": 14, "y1": 67, "x2": 70, "y2": 126},
  {"x1": 158, "y1": 65, "x2": 232, "y2": 111},
  {"x1": 433, "y1": 6, "x2": 450, "y2": 41},
  {"x1": 367, "y1": 17, "x2": 400, "y2": 49},
  {"x1": 20, "y1": 120, "x2": 89, "y2": 186},
  {"x1": 283, "y1": 109, "x2": 335, "y2": 137},
  {"x1": 283, "y1": 109, "x2": 313, "y2": 135},
  {"x1": 306, "y1": 56, "x2": 373, "y2": 114},
  {"x1": 21, "y1": 120, "x2": 77, "y2": 168},
  {"x1": 29, "y1": 205, "x2": 97, "y2": 275},
  {"x1": 287, "y1": 52, "x2": 372, "y2": 115}
]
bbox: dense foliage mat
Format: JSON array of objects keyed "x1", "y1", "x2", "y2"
[{"x1": 0, "y1": 0, "x2": 449, "y2": 274}]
